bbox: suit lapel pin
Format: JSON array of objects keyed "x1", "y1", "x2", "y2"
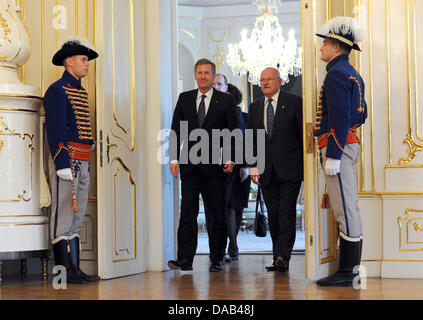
[{"x1": 282, "y1": 105, "x2": 286, "y2": 109}]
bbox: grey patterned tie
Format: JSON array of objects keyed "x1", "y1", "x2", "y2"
[
  {"x1": 267, "y1": 98, "x2": 275, "y2": 137},
  {"x1": 198, "y1": 95, "x2": 206, "y2": 127}
]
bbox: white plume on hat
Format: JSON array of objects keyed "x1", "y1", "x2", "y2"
[
  {"x1": 318, "y1": 16, "x2": 364, "y2": 43},
  {"x1": 58, "y1": 36, "x2": 96, "y2": 51}
]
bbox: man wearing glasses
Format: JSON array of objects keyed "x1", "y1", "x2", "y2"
[{"x1": 247, "y1": 67, "x2": 303, "y2": 273}]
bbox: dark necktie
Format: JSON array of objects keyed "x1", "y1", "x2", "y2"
[
  {"x1": 198, "y1": 95, "x2": 206, "y2": 127},
  {"x1": 267, "y1": 98, "x2": 275, "y2": 137}
]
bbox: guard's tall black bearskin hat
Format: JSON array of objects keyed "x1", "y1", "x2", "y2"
[
  {"x1": 316, "y1": 16, "x2": 363, "y2": 51},
  {"x1": 53, "y1": 37, "x2": 99, "y2": 66}
]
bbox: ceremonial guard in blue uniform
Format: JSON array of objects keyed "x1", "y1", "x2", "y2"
[
  {"x1": 44, "y1": 38, "x2": 99, "y2": 284},
  {"x1": 314, "y1": 17, "x2": 367, "y2": 286}
]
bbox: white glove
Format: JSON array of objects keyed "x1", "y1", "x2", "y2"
[
  {"x1": 240, "y1": 167, "x2": 249, "y2": 182},
  {"x1": 57, "y1": 168, "x2": 73, "y2": 181},
  {"x1": 325, "y1": 158, "x2": 341, "y2": 176}
]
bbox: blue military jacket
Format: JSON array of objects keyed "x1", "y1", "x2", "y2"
[
  {"x1": 314, "y1": 54, "x2": 367, "y2": 160},
  {"x1": 44, "y1": 70, "x2": 94, "y2": 170}
]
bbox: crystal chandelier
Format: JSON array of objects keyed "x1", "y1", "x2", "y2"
[{"x1": 227, "y1": 0, "x2": 302, "y2": 85}]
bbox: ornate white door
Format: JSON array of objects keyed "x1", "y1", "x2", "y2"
[
  {"x1": 303, "y1": 0, "x2": 340, "y2": 281},
  {"x1": 96, "y1": 0, "x2": 146, "y2": 279}
]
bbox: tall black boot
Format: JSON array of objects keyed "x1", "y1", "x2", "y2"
[
  {"x1": 68, "y1": 236, "x2": 100, "y2": 282},
  {"x1": 316, "y1": 237, "x2": 361, "y2": 287},
  {"x1": 52, "y1": 240, "x2": 86, "y2": 284}
]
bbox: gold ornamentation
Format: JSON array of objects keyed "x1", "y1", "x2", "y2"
[
  {"x1": 209, "y1": 30, "x2": 228, "y2": 71},
  {"x1": 109, "y1": 0, "x2": 136, "y2": 153},
  {"x1": 397, "y1": 0, "x2": 423, "y2": 166},
  {"x1": 398, "y1": 209, "x2": 423, "y2": 251},
  {"x1": 22, "y1": 22, "x2": 30, "y2": 45},
  {"x1": 209, "y1": 30, "x2": 227, "y2": 43},
  {"x1": 0, "y1": 115, "x2": 14, "y2": 133},
  {"x1": 412, "y1": 221, "x2": 423, "y2": 233},
  {"x1": 0, "y1": 93, "x2": 42, "y2": 100},
  {"x1": 0, "y1": 12, "x2": 12, "y2": 44},
  {"x1": 0, "y1": 222, "x2": 47, "y2": 227},
  {"x1": 398, "y1": 134, "x2": 423, "y2": 165},
  {"x1": 213, "y1": 44, "x2": 225, "y2": 71},
  {"x1": 5, "y1": 6, "x2": 23, "y2": 62},
  {"x1": 63, "y1": 86, "x2": 93, "y2": 141},
  {"x1": 0, "y1": 115, "x2": 11, "y2": 152},
  {"x1": 0, "y1": 117, "x2": 34, "y2": 203},
  {"x1": 112, "y1": 157, "x2": 137, "y2": 263},
  {"x1": 41, "y1": 257, "x2": 48, "y2": 282},
  {"x1": 81, "y1": 214, "x2": 95, "y2": 252}
]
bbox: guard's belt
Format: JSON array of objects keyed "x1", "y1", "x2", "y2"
[
  {"x1": 318, "y1": 127, "x2": 360, "y2": 150},
  {"x1": 68, "y1": 141, "x2": 92, "y2": 161}
]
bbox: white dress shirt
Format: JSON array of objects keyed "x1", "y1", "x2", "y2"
[
  {"x1": 264, "y1": 90, "x2": 280, "y2": 134},
  {"x1": 250, "y1": 90, "x2": 280, "y2": 176},
  {"x1": 170, "y1": 88, "x2": 214, "y2": 165},
  {"x1": 196, "y1": 88, "x2": 213, "y2": 116}
]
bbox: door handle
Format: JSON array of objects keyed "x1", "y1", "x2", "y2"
[
  {"x1": 99, "y1": 130, "x2": 103, "y2": 168},
  {"x1": 106, "y1": 135, "x2": 117, "y2": 164}
]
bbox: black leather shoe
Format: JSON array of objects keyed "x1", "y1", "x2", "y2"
[
  {"x1": 316, "y1": 236, "x2": 361, "y2": 286},
  {"x1": 265, "y1": 263, "x2": 278, "y2": 271},
  {"x1": 230, "y1": 255, "x2": 239, "y2": 262},
  {"x1": 73, "y1": 266, "x2": 100, "y2": 282},
  {"x1": 66, "y1": 267, "x2": 87, "y2": 284},
  {"x1": 266, "y1": 257, "x2": 289, "y2": 272},
  {"x1": 53, "y1": 240, "x2": 86, "y2": 284},
  {"x1": 168, "y1": 259, "x2": 193, "y2": 271},
  {"x1": 275, "y1": 257, "x2": 289, "y2": 273},
  {"x1": 68, "y1": 237, "x2": 100, "y2": 282},
  {"x1": 316, "y1": 271, "x2": 356, "y2": 287},
  {"x1": 209, "y1": 261, "x2": 223, "y2": 272}
]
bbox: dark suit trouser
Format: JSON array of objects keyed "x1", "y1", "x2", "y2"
[
  {"x1": 261, "y1": 172, "x2": 302, "y2": 262},
  {"x1": 223, "y1": 172, "x2": 239, "y2": 257},
  {"x1": 178, "y1": 170, "x2": 226, "y2": 263},
  {"x1": 225, "y1": 208, "x2": 243, "y2": 257}
]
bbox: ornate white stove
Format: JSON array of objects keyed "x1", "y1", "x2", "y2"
[{"x1": 0, "y1": 0, "x2": 50, "y2": 284}]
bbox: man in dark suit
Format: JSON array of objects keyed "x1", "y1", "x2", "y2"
[
  {"x1": 213, "y1": 74, "x2": 251, "y2": 263},
  {"x1": 248, "y1": 67, "x2": 303, "y2": 273},
  {"x1": 168, "y1": 59, "x2": 238, "y2": 272}
]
